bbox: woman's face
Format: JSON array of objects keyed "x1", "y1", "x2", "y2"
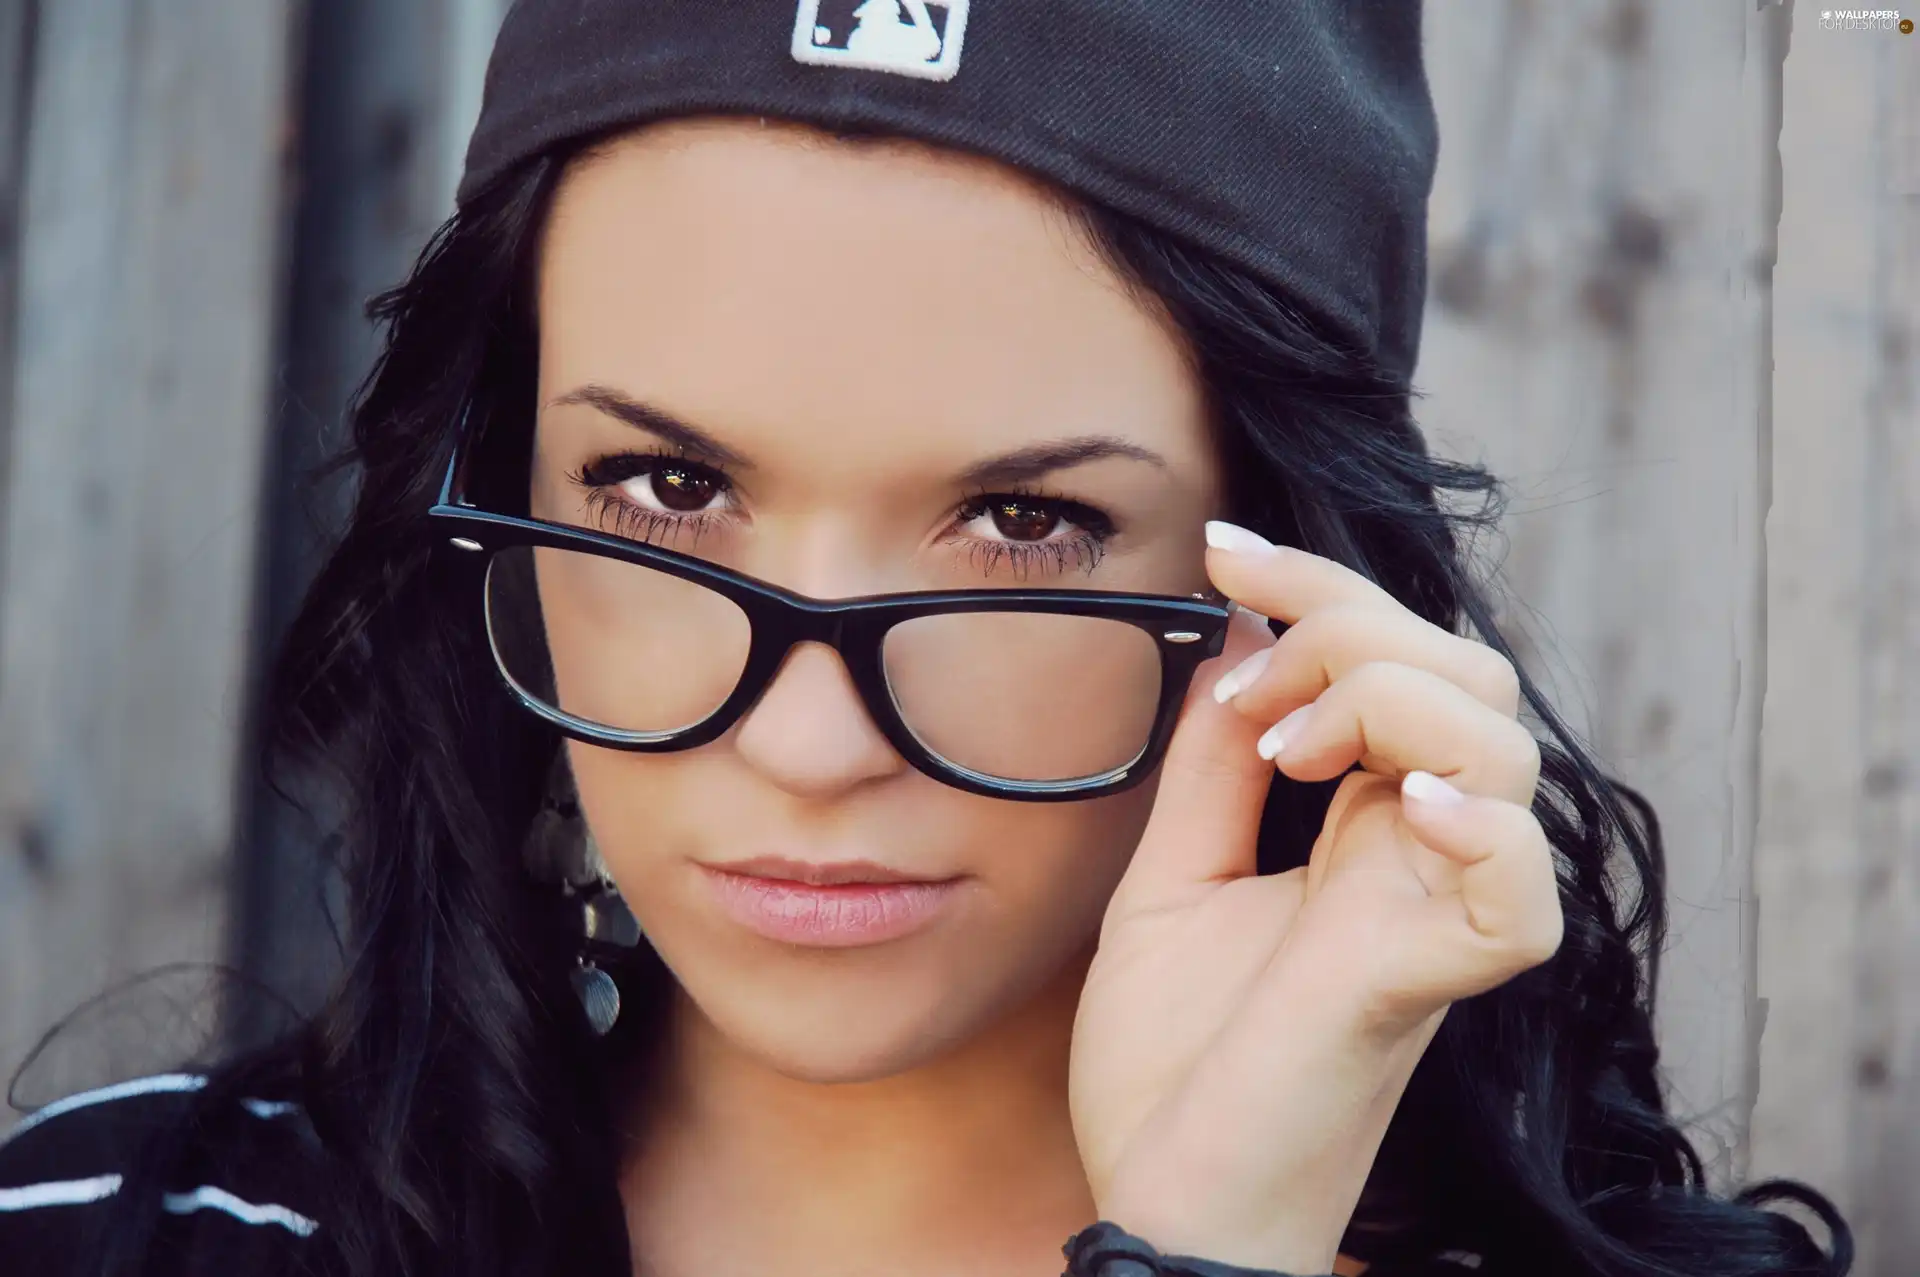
[{"x1": 531, "y1": 117, "x2": 1222, "y2": 1082}]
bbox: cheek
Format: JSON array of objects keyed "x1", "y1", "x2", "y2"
[
  {"x1": 566, "y1": 743, "x2": 693, "y2": 889},
  {"x1": 986, "y1": 787, "x2": 1157, "y2": 934}
]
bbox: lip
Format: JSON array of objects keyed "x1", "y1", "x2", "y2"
[
  {"x1": 707, "y1": 855, "x2": 955, "y2": 887},
  {"x1": 697, "y1": 860, "x2": 966, "y2": 948}
]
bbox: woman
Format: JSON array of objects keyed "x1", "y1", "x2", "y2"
[{"x1": 0, "y1": 3, "x2": 1852, "y2": 1276}]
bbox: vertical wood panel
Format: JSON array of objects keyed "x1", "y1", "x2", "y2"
[
  {"x1": 0, "y1": 0, "x2": 295, "y2": 1123},
  {"x1": 1849, "y1": 29, "x2": 1920, "y2": 1256},
  {"x1": 0, "y1": 0, "x2": 38, "y2": 648},
  {"x1": 1750, "y1": 5, "x2": 1871, "y2": 1218},
  {"x1": 1752, "y1": 13, "x2": 1920, "y2": 1272},
  {"x1": 1417, "y1": 0, "x2": 1782, "y2": 1183}
]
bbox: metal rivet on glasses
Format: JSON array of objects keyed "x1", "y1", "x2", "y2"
[
  {"x1": 449, "y1": 536, "x2": 483, "y2": 551},
  {"x1": 1162, "y1": 631, "x2": 1203, "y2": 643}
]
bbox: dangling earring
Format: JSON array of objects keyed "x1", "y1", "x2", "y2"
[
  {"x1": 522, "y1": 748, "x2": 644, "y2": 1035},
  {"x1": 569, "y1": 877, "x2": 642, "y2": 1035}
]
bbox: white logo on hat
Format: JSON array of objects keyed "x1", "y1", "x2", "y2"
[{"x1": 791, "y1": 0, "x2": 969, "y2": 82}]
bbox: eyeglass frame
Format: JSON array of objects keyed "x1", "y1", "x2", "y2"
[{"x1": 425, "y1": 411, "x2": 1234, "y2": 802}]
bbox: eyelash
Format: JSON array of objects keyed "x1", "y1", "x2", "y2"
[
  {"x1": 946, "y1": 489, "x2": 1112, "y2": 579},
  {"x1": 570, "y1": 450, "x2": 728, "y2": 548},
  {"x1": 566, "y1": 449, "x2": 1117, "y2": 579}
]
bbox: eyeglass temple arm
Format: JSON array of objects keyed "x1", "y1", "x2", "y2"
[{"x1": 435, "y1": 407, "x2": 478, "y2": 508}]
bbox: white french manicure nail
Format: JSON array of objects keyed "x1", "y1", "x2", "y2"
[
  {"x1": 1205, "y1": 520, "x2": 1278, "y2": 556},
  {"x1": 1256, "y1": 702, "x2": 1314, "y2": 761},
  {"x1": 1211, "y1": 647, "x2": 1271, "y2": 703},
  {"x1": 1402, "y1": 770, "x2": 1467, "y2": 806}
]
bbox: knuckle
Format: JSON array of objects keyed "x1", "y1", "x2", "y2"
[
  {"x1": 1266, "y1": 604, "x2": 1361, "y2": 670},
  {"x1": 1344, "y1": 658, "x2": 1412, "y2": 697},
  {"x1": 1280, "y1": 604, "x2": 1395, "y2": 661},
  {"x1": 1317, "y1": 599, "x2": 1388, "y2": 637},
  {"x1": 1495, "y1": 718, "x2": 1542, "y2": 781},
  {"x1": 1511, "y1": 905, "x2": 1567, "y2": 966},
  {"x1": 1501, "y1": 820, "x2": 1564, "y2": 963},
  {"x1": 1469, "y1": 644, "x2": 1523, "y2": 712}
]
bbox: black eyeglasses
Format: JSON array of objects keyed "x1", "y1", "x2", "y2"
[{"x1": 427, "y1": 421, "x2": 1232, "y2": 801}]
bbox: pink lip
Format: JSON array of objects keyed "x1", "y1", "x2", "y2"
[
  {"x1": 697, "y1": 862, "x2": 965, "y2": 948},
  {"x1": 708, "y1": 855, "x2": 953, "y2": 887}
]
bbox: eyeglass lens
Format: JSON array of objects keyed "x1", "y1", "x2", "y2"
[{"x1": 484, "y1": 545, "x2": 1165, "y2": 784}]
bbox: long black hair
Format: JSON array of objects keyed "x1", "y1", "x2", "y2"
[{"x1": 85, "y1": 133, "x2": 1851, "y2": 1277}]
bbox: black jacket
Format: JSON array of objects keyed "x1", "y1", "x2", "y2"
[
  {"x1": 0, "y1": 1075, "x2": 325, "y2": 1276},
  {"x1": 1, "y1": 1075, "x2": 1475, "y2": 1276}
]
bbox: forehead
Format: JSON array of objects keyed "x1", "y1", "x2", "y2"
[{"x1": 534, "y1": 117, "x2": 1214, "y2": 481}]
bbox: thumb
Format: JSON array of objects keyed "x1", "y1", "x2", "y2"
[{"x1": 1109, "y1": 605, "x2": 1280, "y2": 920}]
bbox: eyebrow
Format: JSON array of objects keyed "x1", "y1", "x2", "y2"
[
  {"x1": 550, "y1": 384, "x2": 1167, "y2": 486},
  {"x1": 549, "y1": 385, "x2": 752, "y2": 469},
  {"x1": 957, "y1": 437, "x2": 1167, "y2": 489}
]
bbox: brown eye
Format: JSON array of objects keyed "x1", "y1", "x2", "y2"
[
  {"x1": 988, "y1": 499, "x2": 1063, "y2": 542},
  {"x1": 648, "y1": 465, "x2": 719, "y2": 513}
]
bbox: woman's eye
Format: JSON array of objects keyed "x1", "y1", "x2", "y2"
[
  {"x1": 964, "y1": 497, "x2": 1072, "y2": 542},
  {"x1": 569, "y1": 452, "x2": 738, "y2": 544},
  {"x1": 620, "y1": 463, "x2": 730, "y2": 515},
  {"x1": 947, "y1": 492, "x2": 1116, "y2": 578}
]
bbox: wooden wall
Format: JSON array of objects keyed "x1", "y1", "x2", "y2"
[
  {"x1": 0, "y1": 0, "x2": 296, "y2": 1104},
  {"x1": 0, "y1": 0, "x2": 1912, "y2": 1266},
  {"x1": 1418, "y1": 0, "x2": 1785, "y2": 1188},
  {"x1": 1749, "y1": 12, "x2": 1920, "y2": 1273}
]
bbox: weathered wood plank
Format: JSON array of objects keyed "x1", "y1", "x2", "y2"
[
  {"x1": 0, "y1": 0, "x2": 39, "y2": 646},
  {"x1": 0, "y1": 0, "x2": 296, "y2": 1124},
  {"x1": 1849, "y1": 28, "x2": 1920, "y2": 1263},
  {"x1": 1417, "y1": 0, "x2": 1783, "y2": 1184},
  {"x1": 1748, "y1": 0, "x2": 1876, "y2": 1227},
  {"x1": 1751, "y1": 14, "x2": 1920, "y2": 1271}
]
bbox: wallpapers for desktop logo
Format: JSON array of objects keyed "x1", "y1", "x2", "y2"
[{"x1": 1819, "y1": 9, "x2": 1910, "y2": 30}]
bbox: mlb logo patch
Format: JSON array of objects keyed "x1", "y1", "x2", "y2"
[{"x1": 791, "y1": 0, "x2": 970, "y2": 82}]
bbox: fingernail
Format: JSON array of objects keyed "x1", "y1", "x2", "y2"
[
  {"x1": 1211, "y1": 646, "x2": 1272, "y2": 703},
  {"x1": 1402, "y1": 770, "x2": 1466, "y2": 807},
  {"x1": 1205, "y1": 520, "x2": 1278, "y2": 556},
  {"x1": 1256, "y1": 702, "x2": 1314, "y2": 761}
]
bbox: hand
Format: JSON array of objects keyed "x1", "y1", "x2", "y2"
[{"x1": 1069, "y1": 521, "x2": 1563, "y2": 1274}]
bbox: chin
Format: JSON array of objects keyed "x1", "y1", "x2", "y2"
[
  {"x1": 683, "y1": 959, "x2": 997, "y2": 1083},
  {"x1": 650, "y1": 903, "x2": 1091, "y2": 1083}
]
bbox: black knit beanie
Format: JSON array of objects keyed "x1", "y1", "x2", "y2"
[{"x1": 459, "y1": 0, "x2": 1439, "y2": 384}]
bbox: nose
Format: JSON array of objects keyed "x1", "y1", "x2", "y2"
[{"x1": 731, "y1": 641, "x2": 907, "y2": 800}]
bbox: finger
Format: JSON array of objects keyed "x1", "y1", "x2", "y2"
[
  {"x1": 1392, "y1": 772, "x2": 1564, "y2": 998},
  {"x1": 1108, "y1": 605, "x2": 1278, "y2": 920},
  {"x1": 1257, "y1": 661, "x2": 1542, "y2": 807},
  {"x1": 1202, "y1": 520, "x2": 1399, "y2": 625},
  {"x1": 1211, "y1": 600, "x2": 1520, "y2": 721}
]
